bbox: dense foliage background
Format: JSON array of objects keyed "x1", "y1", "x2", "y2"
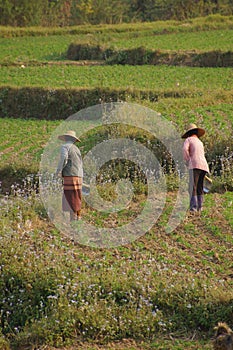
[{"x1": 0, "y1": 0, "x2": 233, "y2": 26}]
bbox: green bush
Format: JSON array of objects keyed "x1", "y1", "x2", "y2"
[
  {"x1": 0, "y1": 86, "x2": 197, "y2": 120},
  {"x1": 0, "y1": 335, "x2": 10, "y2": 350},
  {"x1": 66, "y1": 43, "x2": 114, "y2": 61}
]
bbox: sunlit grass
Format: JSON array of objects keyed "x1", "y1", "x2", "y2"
[
  {"x1": 1, "y1": 65, "x2": 232, "y2": 91},
  {"x1": 0, "y1": 188, "x2": 232, "y2": 348},
  {"x1": 110, "y1": 29, "x2": 233, "y2": 51}
]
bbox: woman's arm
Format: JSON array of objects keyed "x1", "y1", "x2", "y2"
[{"x1": 182, "y1": 138, "x2": 190, "y2": 166}]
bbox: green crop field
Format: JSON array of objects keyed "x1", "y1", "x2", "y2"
[
  {"x1": 1, "y1": 29, "x2": 232, "y2": 64},
  {"x1": 0, "y1": 16, "x2": 232, "y2": 350},
  {"x1": 109, "y1": 29, "x2": 233, "y2": 51},
  {"x1": 0, "y1": 34, "x2": 86, "y2": 63},
  {"x1": 1, "y1": 65, "x2": 232, "y2": 90},
  {"x1": 0, "y1": 102, "x2": 232, "y2": 192}
]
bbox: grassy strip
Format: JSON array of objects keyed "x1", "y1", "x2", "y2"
[
  {"x1": 66, "y1": 44, "x2": 233, "y2": 67},
  {"x1": 1, "y1": 29, "x2": 232, "y2": 65},
  {"x1": 106, "y1": 29, "x2": 233, "y2": 52},
  {"x1": 106, "y1": 49, "x2": 233, "y2": 67},
  {"x1": 0, "y1": 34, "x2": 86, "y2": 63},
  {"x1": 0, "y1": 14, "x2": 233, "y2": 38},
  {"x1": 0, "y1": 85, "x2": 203, "y2": 121},
  {"x1": 0, "y1": 85, "x2": 232, "y2": 123},
  {"x1": 1, "y1": 65, "x2": 232, "y2": 90},
  {"x1": 0, "y1": 85, "x2": 212, "y2": 120}
]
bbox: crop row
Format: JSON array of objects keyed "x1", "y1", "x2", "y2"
[
  {"x1": 107, "y1": 29, "x2": 233, "y2": 51},
  {"x1": 1, "y1": 65, "x2": 233, "y2": 90},
  {"x1": 1, "y1": 29, "x2": 232, "y2": 65}
]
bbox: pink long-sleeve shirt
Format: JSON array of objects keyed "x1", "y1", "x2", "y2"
[{"x1": 183, "y1": 135, "x2": 209, "y2": 172}]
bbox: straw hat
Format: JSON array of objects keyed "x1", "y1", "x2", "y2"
[
  {"x1": 181, "y1": 123, "x2": 205, "y2": 139},
  {"x1": 58, "y1": 130, "x2": 81, "y2": 142}
]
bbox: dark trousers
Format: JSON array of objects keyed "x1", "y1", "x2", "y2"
[{"x1": 189, "y1": 168, "x2": 207, "y2": 211}]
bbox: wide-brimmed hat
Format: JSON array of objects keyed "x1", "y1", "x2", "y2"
[
  {"x1": 181, "y1": 123, "x2": 205, "y2": 139},
  {"x1": 58, "y1": 130, "x2": 81, "y2": 142}
]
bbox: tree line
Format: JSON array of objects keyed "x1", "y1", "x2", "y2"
[{"x1": 0, "y1": 0, "x2": 232, "y2": 27}]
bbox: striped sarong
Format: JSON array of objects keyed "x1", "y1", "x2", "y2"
[{"x1": 62, "y1": 176, "x2": 82, "y2": 212}]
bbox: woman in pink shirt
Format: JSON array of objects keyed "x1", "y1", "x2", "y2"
[{"x1": 182, "y1": 123, "x2": 209, "y2": 213}]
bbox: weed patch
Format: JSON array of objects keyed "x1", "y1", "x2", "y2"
[{"x1": 0, "y1": 190, "x2": 232, "y2": 348}]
